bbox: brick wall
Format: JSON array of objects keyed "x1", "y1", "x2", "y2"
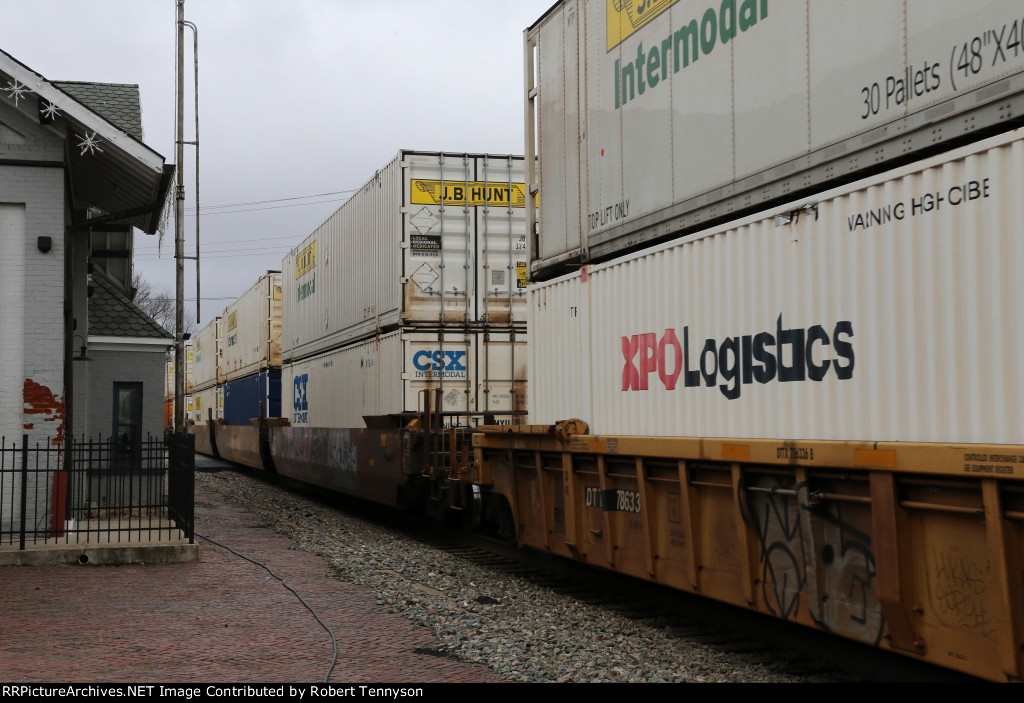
[{"x1": 0, "y1": 108, "x2": 67, "y2": 448}]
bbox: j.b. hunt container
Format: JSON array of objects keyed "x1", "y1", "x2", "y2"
[
  {"x1": 285, "y1": 329, "x2": 526, "y2": 429},
  {"x1": 282, "y1": 152, "x2": 530, "y2": 363},
  {"x1": 221, "y1": 272, "x2": 282, "y2": 382},
  {"x1": 529, "y1": 128, "x2": 1024, "y2": 446},
  {"x1": 526, "y1": 0, "x2": 1024, "y2": 278}
]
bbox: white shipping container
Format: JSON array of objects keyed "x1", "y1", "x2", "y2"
[
  {"x1": 191, "y1": 317, "x2": 221, "y2": 391},
  {"x1": 285, "y1": 329, "x2": 527, "y2": 429},
  {"x1": 165, "y1": 346, "x2": 194, "y2": 399},
  {"x1": 529, "y1": 128, "x2": 1024, "y2": 446},
  {"x1": 222, "y1": 272, "x2": 282, "y2": 382},
  {"x1": 282, "y1": 152, "x2": 530, "y2": 362},
  {"x1": 192, "y1": 385, "x2": 223, "y2": 424},
  {"x1": 528, "y1": 0, "x2": 1024, "y2": 274}
]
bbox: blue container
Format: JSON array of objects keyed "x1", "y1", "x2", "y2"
[{"x1": 223, "y1": 369, "x2": 282, "y2": 426}]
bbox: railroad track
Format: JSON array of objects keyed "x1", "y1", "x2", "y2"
[
  {"x1": 210, "y1": 465, "x2": 985, "y2": 684},
  {"x1": 412, "y1": 529, "x2": 983, "y2": 684}
]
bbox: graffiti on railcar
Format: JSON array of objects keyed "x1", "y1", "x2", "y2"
[
  {"x1": 741, "y1": 476, "x2": 885, "y2": 646},
  {"x1": 328, "y1": 430, "x2": 359, "y2": 492},
  {"x1": 932, "y1": 547, "x2": 997, "y2": 640}
]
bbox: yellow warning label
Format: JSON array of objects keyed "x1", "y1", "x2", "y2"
[
  {"x1": 411, "y1": 180, "x2": 529, "y2": 208},
  {"x1": 273, "y1": 285, "x2": 282, "y2": 301},
  {"x1": 226, "y1": 311, "x2": 238, "y2": 332},
  {"x1": 516, "y1": 261, "x2": 529, "y2": 289},
  {"x1": 606, "y1": 0, "x2": 679, "y2": 51},
  {"x1": 295, "y1": 241, "x2": 317, "y2": 279}
]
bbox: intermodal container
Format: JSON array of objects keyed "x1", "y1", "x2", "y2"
[
  {"x1": 281, "y1": 152, "x2": 530, "y2": 362},
  {"x1": 285, "y1": 329, "x2": 526, "y2": 429},
  {"x1": 166, "y1": 345, "x2": 194, "y2": 398},
  {"x1": 527, "y1": 0, "x2": 1024, "y2": 277},
  {"x1": 223, "y1": 370, "x2": 281, "y2": 426},
  {"x1": 529, "y1": 128, "x2": 1024, "y2": 445},
  {"x1": 192, "y1": 384, "x2": 223, "y2": 425},
  {"x1": 222, "y1": 272, "x2": 282, "y2": 382},
  {"x1": 191, "y1": 317, "x2": 222, "y2": 391}
]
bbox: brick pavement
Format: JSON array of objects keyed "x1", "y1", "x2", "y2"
[{"x1": 0, "y1": 480, "x2": 503, "y2": 683}]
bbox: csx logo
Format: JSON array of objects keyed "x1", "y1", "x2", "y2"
[
  {"x1": 293, "y1": 374, "x2": 309, "y2": 423},
  {"x1": 412, "y1": 351, "x2": 466, "y2": 372}
]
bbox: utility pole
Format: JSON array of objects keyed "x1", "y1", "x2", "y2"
[{"x1": 174, "y1": 0, "x2": 186, "y2": 434}]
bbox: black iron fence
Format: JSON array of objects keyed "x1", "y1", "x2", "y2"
[{"x1": 0, "y1": 433, "x2": 194, "y2": 549}]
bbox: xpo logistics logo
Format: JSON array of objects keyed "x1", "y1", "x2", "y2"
[{"x1": 413, "y1": 350, "x2": 467, "y2": 379}]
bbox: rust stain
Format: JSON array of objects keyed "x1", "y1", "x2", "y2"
[{"x1": 23, "y1": 379, "x2": 64, "y2": 445}]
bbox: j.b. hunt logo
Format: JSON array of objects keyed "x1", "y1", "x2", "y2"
[
  {"x1": 413, "y1": 350, "x2": 467, "y2": 379},
  {"x1": 621, "y1": 315, "x2": 854, "y2": 400}
]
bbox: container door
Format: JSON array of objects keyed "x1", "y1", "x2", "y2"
[
  {"x1": 404, "y1": 154, "x2": 477, "y2": 325},
  {"x1": 474, "y1": 155, "x2": 530, "y2": 327}
]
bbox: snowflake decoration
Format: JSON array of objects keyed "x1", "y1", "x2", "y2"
[
  {"x1": 76, "y1": 131, "x2": 103, "y2": 156},
  {"x1": 5, "y1": 80, "x2": 30, "y2": 106},
  {"x1": 39, "y1": 101, "x2": 61, "y2": 121}
]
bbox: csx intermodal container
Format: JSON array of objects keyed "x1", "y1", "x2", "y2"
[
  {"x1": 285, "y1": 330, "x2": 526, "y2": 429},
  {"x1": 282, "y1": 152, "x2": 530, "y2": 362},
  {"x1": 529, "y1": 128, "x2": 1024, "y2": 445},
  {"x1": 221, "y1": 272, "x2": 282, "y2": 382},
  {"x1": 526, "y1": 0, "x2": 1024, "y2": 276},
  {"x1": 191, "y1": 317, "x2": 222, "y2": 391}
]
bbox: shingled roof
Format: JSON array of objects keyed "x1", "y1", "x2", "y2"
[
  {"x1": 52, "y1": 81, "x2": 144, "y2": 141},
  {"x1": 89, "y1": 272, "x2": 171, "y2": 340}
]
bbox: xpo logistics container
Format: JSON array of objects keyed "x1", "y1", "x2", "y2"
[
  {"x1": 285, "y1": 329, "x2": 526, "y2": 429},
  {"x1": 526, "y1": 0, "x2": 1024, "y2": 278},
  {"x1": 528, "y1": 128, "x2": 1024, "y2": 445},
  {"x1": 282, "y1": 152, "x2": 530, "y2": 363}
]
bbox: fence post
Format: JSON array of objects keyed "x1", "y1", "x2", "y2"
[{"x1": 19, "y1": 434, "x2": 27, "y2": 550}]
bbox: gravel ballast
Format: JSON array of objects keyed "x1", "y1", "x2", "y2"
[{"x1": 196, "y1": 470, "x2": 804, "y2": 683}]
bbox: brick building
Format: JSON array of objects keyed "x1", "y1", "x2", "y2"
[{"x1": 0, "y1": 48, "x2": 173, "y2": 449}]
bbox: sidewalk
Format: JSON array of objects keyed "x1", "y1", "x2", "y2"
[{"x1": 0, "y1": 461, "x2": 503, "y2": 683}]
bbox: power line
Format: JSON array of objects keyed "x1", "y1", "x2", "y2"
[
  {"x1": 179, "y1": 197, "x2": 347, "y2": 217},
  {"x1": 183, "y1": 189, "x2": 356, "y2": 212}
]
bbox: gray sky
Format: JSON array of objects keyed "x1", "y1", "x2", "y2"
[{"x1": 1, "y1": 0, "x2": 553, "y2": 327}]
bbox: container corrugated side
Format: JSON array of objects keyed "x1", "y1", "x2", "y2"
[
  {"x1": 282, "y1": 152, "x2": 530, "y2": 362},
  {"x1": 529, "y1": 128, "x2": 1024, "y2": 445},
  {"x1": 527, "y1": 0, "x2": 1024, "y2": 276},
  {"x1": 223, "y1": 370, "x2": 282, "y2": 426},
  {"x1": 191, "y1": 317, "x2": 222, "y2": 391},
  {"x1": 286, "y1": 329, "x2": 527, "y2": 428},
  {"x1": 222, "y1": 272, "x2": 282, "y2": 382}
]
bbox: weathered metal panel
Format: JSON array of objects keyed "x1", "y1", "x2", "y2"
[
  {"x1": 269, "y1": 427, "x2": 419, "y2": 508},
  {"x1": 213, "y1": 424, "x2": 262, "y2": 470},
  {"x1": 528, "y1": 0, "x2": 1024, "y2": 275},
  {"x1": 285, "y1": 329, "x2": 527, "y2": 429},
  {"x1": 529, "y1": 129, "x2": 1024, "y2": 445},
  {"x1": 282, "y1": 152, "x2": 530, "y2": 362}
]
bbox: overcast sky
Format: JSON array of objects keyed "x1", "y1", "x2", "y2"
[{"x1": 1, "y1": 0, "x2": 554, "y2": 328}]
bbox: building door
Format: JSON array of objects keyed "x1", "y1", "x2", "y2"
[{"x1": 113, "y1": 382, "x2": 143, "y2": 468}]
